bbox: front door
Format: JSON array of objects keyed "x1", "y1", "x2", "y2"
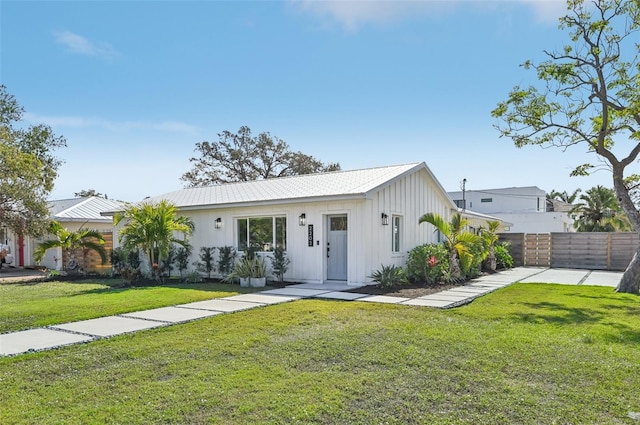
[{"x1": 326, "y1": 215, "x2": 347, "y2": 281}]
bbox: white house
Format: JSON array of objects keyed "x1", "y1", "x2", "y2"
[
  {"x1": 447, "y1": 186, "x2": 575, "y2": 233},
  {"x1": 119, "y1": 162, "x2": 463, "y2": 285},
  {"x1": 23, "y1": 197, "x2": 124, "y2": 270}
]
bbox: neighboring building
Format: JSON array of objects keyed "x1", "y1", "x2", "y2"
[
  {"x1": 447, "y1": 186, "x2": 575, "y2": 233},
  {"x1": 14, "y1": 197, "x2": 125, "y2": 270},
  {"x1": 111, "y1": 163, "x2": 464, "y2": 285}
]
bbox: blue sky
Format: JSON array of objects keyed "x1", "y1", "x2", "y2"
[{"x1": 2, "y1": 0, "x2": 615, "y2": 202}]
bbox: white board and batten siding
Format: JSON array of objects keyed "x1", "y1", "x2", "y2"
[
  {"x1": 118, "y1": 163, "x2": 458, "y2": 286},
  {"x1": 364, "y1": 167, "x2": 453, "y2": 280}
]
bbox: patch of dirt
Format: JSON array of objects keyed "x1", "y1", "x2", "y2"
[{"x1": 349, "y1": 282, "x2": 462, "y2": 298}]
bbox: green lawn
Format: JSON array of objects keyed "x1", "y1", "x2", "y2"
[
  {"x1": 0, "y1": 279, "x2": 258, "y2": 333},
  {"x1": 1, "y1": 283, "x2": 639, "y2": 424}
]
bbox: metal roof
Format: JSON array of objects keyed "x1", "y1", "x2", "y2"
[
  {"x1": 143, "y1": 162, "x2": 437, "y2": 210},
  {"x1": 48, "y1": 197, "x2": 125, "y2": 222}
]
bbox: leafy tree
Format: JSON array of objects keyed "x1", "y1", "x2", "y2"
[
  {"x1": 492, "y1": 0, "x2": 640, "y2": 293},
  {"x1": 571, "y1": 185, "x2": 631, "y2": 231},
  {"x1": 33, "y1": 221, "x2": 107, "y2": 273},
  {"x1": 181, "y1": 126, "x2": 340, "y2": 186},
  {"x1": 0, "y1": 86, "x2": 66, "y2": 236},
  {"x1": 418, "y1": 212, "x2": 481, "y2": 280},
  {"x1": 74, "y1": 189, "x2": 107, "y2": 198},
  {"x1": 114, "y1": 200, "x2": 195, "y2": 269}
]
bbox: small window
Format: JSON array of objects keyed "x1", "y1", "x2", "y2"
[
  {"x1": 453, "y1": 199, "x2": 465, "y2": 208},
  {"x1": 392, "y1": 216, "x2": 402, "y2": 253},
  {"x1": 481, "y1": 198, "x2": 493, "y2": 203},
  {"x1": 330, "y1": 216, "x2": 348, "y2": 231}
]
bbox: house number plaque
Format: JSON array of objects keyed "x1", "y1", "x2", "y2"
[{"x1": 308, "y1": 224, "x2": 314, "y2": 247}]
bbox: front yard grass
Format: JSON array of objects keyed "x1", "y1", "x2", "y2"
[
  {"x1": 0, "y1": 279, "x2": 256, "y2": 333},
  {"x1": 1, "y1": 283, "x2": 639, "y2": 424}
]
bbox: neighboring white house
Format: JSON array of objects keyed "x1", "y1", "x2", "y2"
[
  {"x1": 21, "y1": 197, "x2": 125, "y2": 270},
  {"x1": 447, "y1": 186, "x2": 575, "y2": 233},
  {"x1": 113, "y1": 162, "x2": 465, "y2": 285}
]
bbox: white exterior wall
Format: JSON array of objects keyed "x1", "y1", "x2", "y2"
[
  {"x1": 493, "y1": 212, "x2": 575, "y2": 233},
  {"x1": 363, "y1": 168, "x2": 453, "y2": 279},
  {"x1": 448, "y1": 186, "x2": 547, "y2": 214},
  {"x1": 172, "y1": 169, "x2": 455, "y2": 285}
]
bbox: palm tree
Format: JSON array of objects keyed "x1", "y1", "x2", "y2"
[
  {"x1": 479, "y1": 220, "x2": 501, "y2": 272},
  {"x1": 570, "y1": 186, "x2": 632, "y2": 232},
  {"x1": 114, "y1": 200, "x2": 195, "y2": 268},
  {"x1": 34, "y1": 221, "x2": 107, "y2": 272},
  {"x1": 418, "y1": 212, "x2": 480, "y2": 280},
  {"x1": 548, "y1": 188, "x2": 582, "y2": 203}
]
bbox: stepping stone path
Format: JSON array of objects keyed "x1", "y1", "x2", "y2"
[{"x1": 0, "y1": 267, "x2": 622, "y2": 356}]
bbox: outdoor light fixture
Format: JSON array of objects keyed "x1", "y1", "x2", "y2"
[
  {"x1": 299, "y1": 213, "x2": 306, "y2": 226},
  {"x1": 215, "y1": 217, "x2": 222, "y2": 229},
  {"x1": 381, "y1": 213, "x2": 389, "y2": 225}
]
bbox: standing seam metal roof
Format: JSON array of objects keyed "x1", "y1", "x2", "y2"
[
  {"x1": 145, "y1": 163, "x2": 427, "y2": 208},
  {"x1": 48, "y1": 197, "x2": 126, "y2": 222}
]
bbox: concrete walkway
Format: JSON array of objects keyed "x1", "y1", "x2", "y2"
[{"x1": 0, "y1": 267, "x2": 623, "y2": 356}]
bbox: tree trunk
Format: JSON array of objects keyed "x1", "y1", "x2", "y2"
[
  {"x1": 449, "y1": 249, "x2": 462, "y2": 280},
  {"x1": 617, "y1": 247, "x2": 640, "y2": 294},
  {"x1": 612, "y1": 166, "x2": 640, "y2": 294}
]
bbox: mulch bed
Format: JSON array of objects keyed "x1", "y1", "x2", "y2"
[{"x1": 349, "y1": 282, "x2": 462, "y2": 298}]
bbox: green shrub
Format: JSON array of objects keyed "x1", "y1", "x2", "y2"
[
  {"x1": 194, "y1": 247, "x2": 216, "y2": 279},
  {"x1": 217, "y1": 246, "x2": 236, "y2": 277},
  {"x1": 270, "y1": 246, "x2": 290, "y2": 283},
  {"x1": 406, "y1": 244, "x2": 449, "y2": 284},
  {"x1": 495, "y1": 242, "x2": 514, "y2": 269},
  {"x1": 368, "y1": 264, "x2": 409, "y2": 288},
  {"x1": 182, "y1": 271, "x2": 203, "y2": 283}
]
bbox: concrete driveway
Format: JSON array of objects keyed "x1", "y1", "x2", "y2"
[{"x1": 517, "y1": 267, "x2": 623, "y2": 287}]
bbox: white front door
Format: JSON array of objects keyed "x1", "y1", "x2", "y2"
[{"x1": 326, "y1": 215, "x2": 347, "y2": 281}]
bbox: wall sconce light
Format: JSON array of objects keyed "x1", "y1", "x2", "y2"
[
  {"x1": 299, "y1": 213, "x2": 306, "y2": 226},
  {"x1": 381, "y1": 213, "x2": 389, "y2": 225},
  {"x1": 215, "y1": 217, "x2": 222, "y2": 229}
]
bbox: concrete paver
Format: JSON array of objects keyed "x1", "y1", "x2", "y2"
[
  {"x1": 313, "y1": 291, "x2": 370, "y2": 301},
  {"x1": 358, "y1": 295, "x2": 410, "y2": 304},
  {"x1": 122, "y1": 306, "x2": 223, "y2": 323},
  {"x1": 223, "y1": 293, "x2": 300, "y2": 304},
  {"x1": 446, "y1": 287, "x2": 491, "y2": 295},
  {"x1": 422, "y1": 293, "x2": 472, "y2": 302},
  {"x1": 582, "y1": 271, "x2": 622, "y2": 287},
  {"x1": 260, "y1": 288, "x2": 331, "y2": 297},
  {"x1": 0, "y1": 328, "x2": 94, "y2": 356},
  {"x1": 179, "y1": 299, "x2": 262, "y2": 312},
  {"x1": 519, "y1": 268, "x2": 590, "y2": 284},
  {"x1": 51, "y1": 316, "x2": 165, "y2": 337},
  {"x1": 402, "y1": 298, "x2": 455, "y2": 307}
]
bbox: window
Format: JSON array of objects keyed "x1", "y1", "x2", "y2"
[
  {"x1": 481, "y1": 198, "x2": 493, "y2": 203},
  {"x1": 453, "y1": 199, "x2": 465, "y2": 209},
  {"x1": 237, "y1": 216, "x2": 286, "y2": 252},
  {"x1": 392, "y1": 216, "x2": 402, "y2": 253}
]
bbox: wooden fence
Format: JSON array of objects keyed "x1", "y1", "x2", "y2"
[
  {"x1": 62, "y1": 232, "x2": 113, "y2": 272},
  {"x1": 498, "y1": 232, "x2": 639, "y2": 271}
]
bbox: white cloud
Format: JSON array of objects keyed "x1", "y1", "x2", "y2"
[
  {"x1": 23, "y1": 112, "x2": 201, "y2": 136},
  {"x1": 52, "y1": 30, "x2": 120, "y2": 61},
  {"x1": 289, "y1": 0, "x2": 566, "y2": 30}
]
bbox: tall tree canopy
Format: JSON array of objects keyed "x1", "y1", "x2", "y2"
[
  {"x1": 0, "y1": 86, "x2": 66, "y2": 236},
  {"x1": 74, "y1": 189, "x2": 107, "y2": 199},
  {"x1": 181, "y1": 126, "x2": 340, "y2": 187},
  {"x1": 492, "y1": 0, "x2": 640, "y2": 293}
]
